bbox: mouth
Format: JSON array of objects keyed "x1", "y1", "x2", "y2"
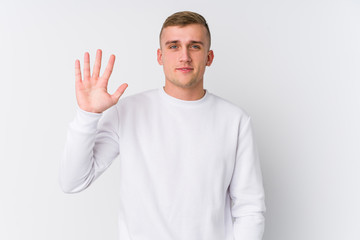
[{"x1": 176, "y1": 67, "x2": 194, "y2": 73}]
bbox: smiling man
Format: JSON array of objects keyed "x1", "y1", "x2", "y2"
[
  {"x1": 157, "y1": 21, "x2": 213, "y2": 100},
  {"x1": 60, "y1": 11, "x2": 266, "y2": 240}
]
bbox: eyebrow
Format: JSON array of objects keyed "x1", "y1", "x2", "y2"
[{"x1": 164, "y1": 40, "x2": 204, "y2": 46}]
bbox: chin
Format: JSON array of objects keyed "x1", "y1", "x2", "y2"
[
  {"x1": 177, "y1": 81, "x2": 197, "y2": 88},
  {"x1": 166, "y1": 76, "x2": 199, "y2": 88}
]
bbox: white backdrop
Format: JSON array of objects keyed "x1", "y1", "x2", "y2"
[{"x1": 0, "y1": 0, "x2": 359, "y2": 239}]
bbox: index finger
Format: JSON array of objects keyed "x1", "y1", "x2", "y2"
[{"x1": 100, "y1": 54, "x2": 115, "y2": 83}]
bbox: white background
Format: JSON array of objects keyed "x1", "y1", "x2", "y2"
[{"x1": 0, "y1": 0, "x2": 359, "y2": 239}]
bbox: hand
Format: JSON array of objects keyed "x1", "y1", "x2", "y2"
[{"x1": 75, "y1": 49, "x2": 128, "y2": 113}]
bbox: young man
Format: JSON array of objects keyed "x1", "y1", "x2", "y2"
[{"x1": 60, "y1": 11, "x2": 266, "y2": 240}]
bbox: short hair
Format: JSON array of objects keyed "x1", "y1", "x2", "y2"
[{"x1": 159, "y1": 11, "x2": 211, "y2": 49}]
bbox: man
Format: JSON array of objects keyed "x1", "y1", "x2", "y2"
[{"x1": 60, "y1": 11, "x2": 266, "y2": 240}]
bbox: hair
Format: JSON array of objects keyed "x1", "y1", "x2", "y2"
[{"x1": 159, "y1": 11, "x2": 211, "y2": 49}]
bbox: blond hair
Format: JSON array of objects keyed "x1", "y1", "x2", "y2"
[{"x1": 159, "y1": 11, "x2": 211, "y2": 48}]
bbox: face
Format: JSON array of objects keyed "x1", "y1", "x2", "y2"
[{"x1": 157, "y1": 24, "x2": 214, "y2": 90}]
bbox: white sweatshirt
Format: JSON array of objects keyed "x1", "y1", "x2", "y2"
[{"x1": 60, "y1": 87, "x2": 266, "y2": 240}]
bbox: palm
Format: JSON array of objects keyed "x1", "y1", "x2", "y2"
[{"x1": 75, "y1": 49, "x2": 128, "y2": 113}]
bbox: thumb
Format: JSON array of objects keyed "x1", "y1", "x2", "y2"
[{"x1": 111, "y1": 83, "x2": 128, "y2": 104}]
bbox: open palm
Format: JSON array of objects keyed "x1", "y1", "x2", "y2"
[{"x1": 75, "y1": 49, "x2": 128, "y2": 113}]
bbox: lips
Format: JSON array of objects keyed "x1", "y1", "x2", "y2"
[{"x1": 176, "y1": 67, "x2": 194, "y2": 73}]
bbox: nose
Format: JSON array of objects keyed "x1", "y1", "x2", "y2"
[{"x1": 179, "y1": 48, "x2": 192, "y2": 63}]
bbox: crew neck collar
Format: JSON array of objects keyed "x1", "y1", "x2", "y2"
[{"x1": 158, "y1": 86, "x2": 209, "y2": 107}]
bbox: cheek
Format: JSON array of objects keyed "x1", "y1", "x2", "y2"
[
  {"x1": 164, "y1": 56, "x2": 178, "y2": 68},
  {"x1": 162, "y1": 60, "x2": 173, "y2": 73},
  {"x1": 194, "y1": 53, "x2": 208, "y2": 65}
]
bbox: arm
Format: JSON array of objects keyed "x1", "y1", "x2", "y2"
[
  {"x1": 59, "y1": 105, "x2": 120, "y2": 193},
  {"x1": 230, "y1": 116, "x2": 266, "y2": 240},
  {"x1": 59, "y1": 49, "x2": 127, "y2": 193}
]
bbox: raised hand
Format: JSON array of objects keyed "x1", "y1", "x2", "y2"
[{"x1": 75, "y1": 49, "x2": 128, "y2": 113}]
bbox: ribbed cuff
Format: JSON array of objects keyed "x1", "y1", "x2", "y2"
[{"x1": 69, "y1": 105, "x2": 103, "y2": 133}]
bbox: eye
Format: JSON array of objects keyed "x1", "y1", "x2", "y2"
[
  {"x1": 169, "y1": 45, "x2": 178, "y2": 49},
  {"x1": 191, "y1": 45, "x2": 201, "y2": 49}
]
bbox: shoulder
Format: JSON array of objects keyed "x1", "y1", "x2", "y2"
[
  {"x1": 208, "y1": 91, "x2": 250, "y2": 120},
  {"x1": 120, "y1": 88, "x2": 158, "y2": 103},
  {"x1": 115, "y1": 88, "x2": 159, "y2": 109}
]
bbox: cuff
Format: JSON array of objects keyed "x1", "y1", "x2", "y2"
[{"x1": 69, "y1": 105, "x2": 103, "y2": 133}]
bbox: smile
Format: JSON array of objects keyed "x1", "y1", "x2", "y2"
[{"x1": 176, "y1": 67, "x2": 194, "y2": 73}]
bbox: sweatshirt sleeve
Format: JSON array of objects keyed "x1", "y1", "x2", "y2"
[
  {"x1": 230, "y1": 116, "x2": 266, "y2": 240},
  {"x1": 59, "y1": 105, "x2": 120, "y2": 193}
]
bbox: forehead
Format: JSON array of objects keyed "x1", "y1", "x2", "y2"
[{"x1": 160, "y1": 24, "x2": 208, "y2": 45}]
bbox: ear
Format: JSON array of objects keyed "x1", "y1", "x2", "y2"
[
  {"x1": 157, "y1": 48, "x2": 163, "y2": 65},
  {"x1": 206, "y1": 50, "x2": 214, "y2": 66}
]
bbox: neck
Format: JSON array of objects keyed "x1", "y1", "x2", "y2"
[{"x1": 163, "y1": 81, "x2": 205, "y2": 101}]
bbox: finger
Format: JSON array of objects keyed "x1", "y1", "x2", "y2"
[
  {"x1": 111, "y1": 83, "x2": 128, "y2": 104},
  {"x1": 92, "y1": 49, "x2": 102, "y2": 79},
  {"x1": 75, "y1": 59, "x2": 82, "y2": 85},
  {"x1": 100, "y1": 54, "x2": 115, "y2": 85},
  {"x1": 83, "y1": 52, "x2": 91, "y2": 81}
]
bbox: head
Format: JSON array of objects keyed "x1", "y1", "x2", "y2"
[{"x1": 157, "y1": 11, "x2": 214, "y2": 90}]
